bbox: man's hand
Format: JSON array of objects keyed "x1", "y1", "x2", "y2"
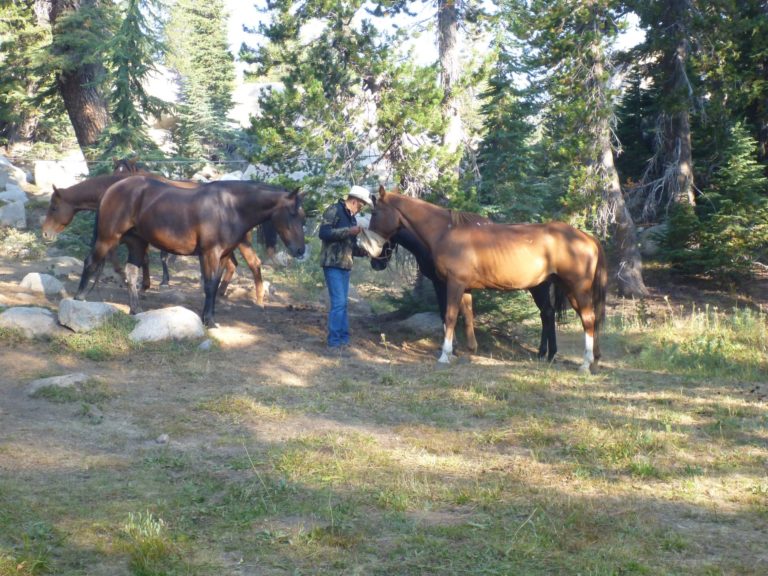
[{"x1": 348, "y1": 226, "x2": 362, "y2": 236}]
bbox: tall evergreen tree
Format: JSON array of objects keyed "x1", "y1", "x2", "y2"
[
  {"x1": 39, "y1": 0, "x2": 115, "y2": 152},
  {"x1": 96, "y1": 0, "x2": 169, "y2": 159},
  {"x1": 240, "y1": 0, "x2": 448, "y2": 199},
  {"x1": 0, "y1": 1, "x2": 69, "y2": 147},
  {"x1": 165, "y1": 0, "x2": 235, "y2": 153}
]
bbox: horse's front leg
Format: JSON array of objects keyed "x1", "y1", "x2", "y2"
[
  {"x1": 235, "y1": 237, "x2": 265, "y2": 306},
  {"x1": 438, "y1": 281, "x2": 465, "y2": 364},
  {"x1": 199, "y1": 251, "x2": 226, "y2": 327}
]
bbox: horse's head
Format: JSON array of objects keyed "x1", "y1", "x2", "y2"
[
  {"x1": 112, "y1": 157, "x2": 139, "y2": 174},
  {"x1": 367, "y1": 185, "x2": 405, "y2": 257},
  {"x1": 271, "y1": 188, "x2": 307, "y2": 259},
  {"x1": 41, "y1": 186, "x2": 75, "y2": 241},
  {"x1": 370, "y1": 240, "x2": 396, "y2": 271}
]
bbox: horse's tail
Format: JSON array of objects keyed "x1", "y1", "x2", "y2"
[
  {"x1": 90, "y1": 210, "x2": 100, "y2": 247},
  {"x1": 592, "y1": 239, "x2": 608, "y2": 358},
  {"x1": 552, "y1": 280, "x2": 568, "y2": 322}
]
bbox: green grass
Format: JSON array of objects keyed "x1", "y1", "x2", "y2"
[{"x1": 1, "y1": 266, "x2": 767, "y2": 574}]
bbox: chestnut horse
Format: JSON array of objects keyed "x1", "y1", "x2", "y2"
[
  {"x1": 75, "y1": 175, "x2": 305, "y2": 327},
  {"x1": 369, "y1": 228, "x2": 567, "y2": 360},
  {"x1": 367, "y1": 187, "x2": 607, "y2": 372}
]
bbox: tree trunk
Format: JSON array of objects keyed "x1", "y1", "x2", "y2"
[
  {"x1": 600, "y1": 138, "x2": 649, "y2": 297},
  {"x1": 660, "y1": 0, "x2": 696, "y2": 207},
  {"x1": 37, "y1": 0, "x2": 109, "y2": 152},
  {"x1": 437, "y1": 0, "x2": 462, "y2": 163},
  {"x1": 588, "y1": 14, "x2": 648, "y2": 297}
]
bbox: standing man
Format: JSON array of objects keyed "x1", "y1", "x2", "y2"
[{"x1": 319, "y1": 185, "x2": 374, "y2": 352}]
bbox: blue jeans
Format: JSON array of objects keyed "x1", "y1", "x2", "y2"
[{"x1": 323, "y1": 267, "x2": 351, "y2": 347}]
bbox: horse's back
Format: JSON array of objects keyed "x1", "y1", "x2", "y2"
[{"x1": 440, "y1": 221, "x2": 600, "y2": 290}]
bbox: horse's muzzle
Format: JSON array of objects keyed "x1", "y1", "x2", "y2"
[{"x1": 358, "y1": 228, "x2": 387, "y2": 257}]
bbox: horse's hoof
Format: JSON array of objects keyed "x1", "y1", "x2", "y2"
[
  {"x1": 437, "y1": 353, "x2": 452, "y2": 364},
  {"x1": 578, "y1": 363, "x2": 591, "y2": 374}
]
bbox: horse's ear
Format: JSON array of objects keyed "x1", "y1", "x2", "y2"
[
  {"x1": 52, "y1": 184, "x2": 59, "y2": 193},
  {"x1": 378, "y1": 184, "x2": 386, "y2": 199}
]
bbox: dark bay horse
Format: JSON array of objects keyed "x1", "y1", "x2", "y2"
[
  {"x1": 367, "y1": 187, "x2": 607, "y2": 372},
  {"x1": 370, "y1": 228, "x2": 567, "y2": 360},
  {"x1": 42, "y1": 167, "x2": 274, "y2": 305},
  {"x1": 75, "y1": 175, "x2": 305, "y2": 327}
]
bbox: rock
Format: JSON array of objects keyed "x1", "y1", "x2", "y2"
[
  {"x1": 198, "y1": 339, "x2": 213, "y2": 351},
  {"x1": 0, "y1": 155, "x2": 30, "y2": 186},
  {"x1": 58, "y1": 298, "x2": 119, "y2": 332},
  {"x1": 129, "y1": 306, "x2": 205, "y2": 342},
  {"x1": 20, "y1": 273, "x2": 65, "y2": 296},
  {"x1": 639, "y1": 223, "x2": 668, "y2": 257},
  {"x1": 156, "y1": 433, "x2": 170, "y2": 444},
  {"x1": 33, "y1": 154, "x2": 88, "y2": 192},
  {"x1": 396, "y1": 311, "x2": 443, "y2": 335},
  {"x1": 43, "y1": 256, "x2": 85, "y2": 279},
  {"x1": 27, "y1": 372, "x2": 90, "y2": 396},
  {"x1": 241, "y1": 164, "x2": 260, "y2": 181},
  {"x1": 0, "y1": 183, "x2": 28, "y2": 204},
  {"x1": 0, "y1": 200, "x2": 26, "y2": 228},
  {"x1": 219, "y1": 170, "x2": 244, "y2": 181},
  {"x1": 0, "y1": 307, "x2": 62, "y2": 338}
]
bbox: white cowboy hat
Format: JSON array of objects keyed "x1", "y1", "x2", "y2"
[{"x1": 348, "y1": 185, "x2": 373, "y2": 207}]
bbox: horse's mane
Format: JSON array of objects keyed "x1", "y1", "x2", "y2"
[{"x1": 450, "y1": 210, "x2": 491, "y2": 227}]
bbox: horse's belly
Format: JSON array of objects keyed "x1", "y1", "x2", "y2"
[
  {"x1": 469, "y1": 251, "x2": 551, "y2": 290},
  {"x1": 138, "y1": 227, "x2": 199, "y2": 255}
]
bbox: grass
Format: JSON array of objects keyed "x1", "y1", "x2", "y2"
[{"x1": 1, "y1": 257, "x2": 767, "y2": 574}]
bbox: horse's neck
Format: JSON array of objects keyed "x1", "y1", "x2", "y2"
[
  {"x1": 64, "y1": 175, "x2": 123, "y2": 209},
  {"x1": 232, "y1": 183, "x2": 284, "y2": 225},
  {"x1": 393, "y1": 229, "x2": 437, "y2": 279},
  {"x1": 393, "y1": 196, "x2": 451, "y2": 251}
]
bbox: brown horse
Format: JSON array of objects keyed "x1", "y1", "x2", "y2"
[
  {"x1": 367, "y1": 187, "x2": 607, "y2": 372},
  {"x1": 113, "y1": 159, "x2": 274, "y2": 301},
  {"x1": 75, "y1": 175, "x2": 305, "y2": 327},
  {"x1": 42, "y1": 165, "x2": 273, "y2": 305}
]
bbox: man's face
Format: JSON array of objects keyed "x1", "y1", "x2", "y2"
[{"x1": 351, "y1": 198, "x2": 364, "y2": 215}]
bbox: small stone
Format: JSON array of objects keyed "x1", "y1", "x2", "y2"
[{"x1": 156, "y1": 434, "x2": 170, "y2": 445}]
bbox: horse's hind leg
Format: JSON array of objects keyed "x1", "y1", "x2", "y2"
[
  {"x1": 108, "y1": 247, "x2": 124, "y2": 278},
  {"x1": 160, "y1": 250, "x2": 171, "y2": 287},
  {"x1": 564, "y1": 286, "x2": 597, "y2": 373},
  {"x1": 217, "y1": 254, "x2": 238, "y2": 299},
  {"x1": 123, "y1": 237, "x2": 148, "y2": 314},
  {"x1": 530, "y1": 282, "x2": 557, "y2": 361},
  {"x1": 76, "y1": 239, "x2": 116, "y2": 300},
  {"x1": 459, "y1": 292, "x2": 477, "y2": 353},
  {"x1": 234, "y1": 236, "x2": 265, "y2": 306}
]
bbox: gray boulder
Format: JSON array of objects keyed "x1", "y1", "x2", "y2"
[
  {"x1": 0, "y1": 306, "x2": 62, "y2": 338},
  {"x1": 129, "y1": 306, "x2": 205, "y2": 342},
  {"x1": 58, "y1": 298, "x2": 119, "y2": 333},
  {"x1": 0, "y1": 183, "x2": 28, "y2": 204},
  {"x1": 397, "y1": 311, "x2": 443, "y2": 335},
  {"x1": 27, "y1": 372, "x2": 90, "y2": 396},
  {"x1": 0, "y1": 200, "x2": 26, "y2": 228},
  {"x1": 20, "y1": 273, "x2": 65, "y2": 296}
]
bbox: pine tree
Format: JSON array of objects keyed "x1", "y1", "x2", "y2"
[
  {"x1": 240, "y1": 0, "x2": 450, "y2": 200},
  {"x1": 165, "y1": 0, "x2": 235, "y2": 153},
  {"x1": 96, "y1": 0, "x2": 169, "y2": 160}
]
